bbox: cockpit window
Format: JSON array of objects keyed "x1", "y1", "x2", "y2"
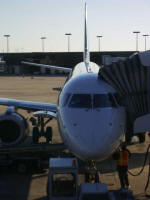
[
  {"x1": 62, "y1": 93, "x2": 71, "y2": 107},
  {"x1": 93, "y1": 94, "x2": 116, "y2": 108},
  {"x1": 114, "y1": 93, "x2": 123, "y2": 106},
  {"x1": 69, "y1": 94, "x2": 92, "y2": 108}
]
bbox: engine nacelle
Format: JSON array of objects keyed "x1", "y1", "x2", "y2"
[{"x1": 0, "y1": 111, "x2": 29, "y2": 146}]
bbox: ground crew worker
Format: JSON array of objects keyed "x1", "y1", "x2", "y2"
[{"x1": 117, "y1": 143, "x2": 131, "y2": 189}]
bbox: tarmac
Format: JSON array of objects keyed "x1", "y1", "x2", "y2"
[
  {"x1": 0, "y1": 76, "x2": 150, "y2": 200},
  {"x1": 0, "y1": 137, "x2": 150, "y2": 200}
]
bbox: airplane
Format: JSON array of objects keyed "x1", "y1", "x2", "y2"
[{"x1": 0, "y1": 3, "x2": 126, "y2": 161}]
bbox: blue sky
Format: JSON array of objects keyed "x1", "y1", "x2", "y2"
[{"x1": 0, "y1": 0, "x2": 150, "y2": 52}]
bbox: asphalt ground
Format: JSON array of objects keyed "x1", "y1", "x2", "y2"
[{"x1": 0, "y1": 76, "x2": 150, "y2": 200}]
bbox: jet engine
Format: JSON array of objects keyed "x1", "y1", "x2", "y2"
[{"x1": 0, "y1": 107, "x2": 29, "y2": 146}]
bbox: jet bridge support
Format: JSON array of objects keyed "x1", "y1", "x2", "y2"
[{"x1": 99, "y1": 50, "x2": 150, "y2": 142}]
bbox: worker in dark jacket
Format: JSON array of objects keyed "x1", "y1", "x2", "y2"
[{"x1": 117, "y1": 143, "x2": 131, "y2": 189}]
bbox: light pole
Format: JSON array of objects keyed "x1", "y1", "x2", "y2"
[
  {"x1": 4, "y1": 34, "x2": 10, "y2": 52},
  {"x1": 97, "y1": 35, "x2": 103, "y2": 52},
  {"x1": 65, "y1": 33, "x2": 72, "y2": 52},
  {"x1": 133, "y1": 31, "x2": 140, "y2": 51},
  {"x1": 40, "y1": 37, "x2": 46, "y2": 52},
  {"x1": 143, "y1": 34, "x2": 149, "y2": 51}
]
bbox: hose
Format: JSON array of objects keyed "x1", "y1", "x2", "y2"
[
  {"x1": 128, "y1": 144, "x2": 150, "y2": 176},
  {"x1": 128, "y1": 144, "x2": 150, "y2": 195},
  {"x1": 145, "y1": 153, "x2": 150, "y2": 197}
]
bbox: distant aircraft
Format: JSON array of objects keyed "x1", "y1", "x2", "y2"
[{"x1": 0, "y1": 3, "x2": 126, "y2": 161}]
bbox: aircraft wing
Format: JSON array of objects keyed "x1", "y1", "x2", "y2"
[
  {"x1": 22, "y1": 61, "x2": 72, "y2": 73},
  {"x1": 0, "y1": 98, "x2": 57, "y2": 112}
]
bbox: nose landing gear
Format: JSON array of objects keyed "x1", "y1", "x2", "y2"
[
  {"x1": 83, "y1": 160, "x2": 134, "y2": 199},
  {"x1": 85, "y1": 160, "x2": 100, "y2": 183}
]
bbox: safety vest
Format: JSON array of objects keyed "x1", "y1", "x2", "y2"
[{"x1": 117, "y1": 150, "x2": 129, "y2": 166}]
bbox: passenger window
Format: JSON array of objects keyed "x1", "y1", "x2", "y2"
[
  {"x1": 93, "y1": 94, "x2": 116, "y2": 108},
  {"x1": 69, "y1": 94, "x2": 92, "y2": 108}
]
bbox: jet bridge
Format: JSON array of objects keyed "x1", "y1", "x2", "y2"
[{"x1": 98, "y1": 50, "x2": 150, "y2": 141}]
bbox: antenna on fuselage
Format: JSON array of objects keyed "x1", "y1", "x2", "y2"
[{"x1": 83, "y1": 2, "x2": 90, "y2": 70}]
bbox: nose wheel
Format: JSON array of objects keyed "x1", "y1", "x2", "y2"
[
  {"x1": 85, "y1": 160, "x2": 100, "y2": 183},
  {"x1": 32, "y1": 126, "x2": 40, "y2": 143}
]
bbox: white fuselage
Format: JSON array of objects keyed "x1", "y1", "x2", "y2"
[{"x1": 57, "y1": 62, "x2": 126, "y2": 161}]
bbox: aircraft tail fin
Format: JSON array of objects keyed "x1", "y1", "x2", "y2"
[{"x1": 83, "y1": 3, "x2": 90, "y2": 67}]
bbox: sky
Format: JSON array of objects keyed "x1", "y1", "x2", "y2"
[{"x1": 0, "y1": 0, "x2": 150, "y2": 53}]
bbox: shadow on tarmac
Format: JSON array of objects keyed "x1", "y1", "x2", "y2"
[
  {"x1": 34, "y1": 197, "x2": 47, "y2": 200},
  {"x1": 0, "y1": 171, "x2": 32, "y2": 200},
  {"x1": 0, "y1": 145, "x2": 149, "y2": 199},
  {"x1": 0, "y1": 168, "x2": 48, "y2": 200}
]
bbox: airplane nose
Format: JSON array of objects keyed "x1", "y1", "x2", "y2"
[
  {"x1": 60, "y1": 107, "x2": 125, "y2": 161},
  {"x1": 70, "y1": 128, "x2": 112, "y2": 160},
  {"x1": 65, "y1": 116, "x2": 117, "y2": 160}
]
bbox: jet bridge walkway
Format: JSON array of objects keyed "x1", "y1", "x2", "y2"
[{"x1": 98, "y1": 50, "x2": 150, "y2": 141}]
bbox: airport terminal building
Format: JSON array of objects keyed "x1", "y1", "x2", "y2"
[{"x1": 0, "y1": 51, "x2": 135, "y2": 75}]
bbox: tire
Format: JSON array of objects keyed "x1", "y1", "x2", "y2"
[
  {"x1": 32, "y1": 126, "x2": 39, "y2": 144},
  {"x1": 46, "y1": 126, "x2": 52, "y2": 143}
]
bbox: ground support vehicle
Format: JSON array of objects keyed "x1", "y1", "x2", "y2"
[
  {"x1": 0, "y1": 143, "x2": 66, "y2": 173},
  {"x1": 47, "y1": 157, "x2": 135, "y2": 200}
]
